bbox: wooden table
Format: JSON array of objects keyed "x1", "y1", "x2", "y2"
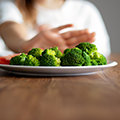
[{"x1": 0, "y1": 53, "x2": 120, "y2": 120}]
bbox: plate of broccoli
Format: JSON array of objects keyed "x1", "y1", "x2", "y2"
[{"x1": 0, "y1": 42, "x2": 118, "y2": 76}]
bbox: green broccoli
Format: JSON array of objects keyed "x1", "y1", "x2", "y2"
[
  {"x1": 82, "y1": 51, "x2": 91, "y2": 66},
  {"x1": 76, "y1": 42, "x2": 97, "y2": 55},
  {"x1": 49, "y1": 47, "x2": 63, "y2": 58},
  {"x1": 40, "y1": 49, "x2": 61, "y2": 66},
  {"x1": 90, "y1": 52, "x2": 107, "y2": 65},
  {"x1": 61, "y1": 47, "x2": 91, "y2": 66},
  {"x1": 10, "y1": 53, "x2": 40, "y2": 66},
  {"x1": 28, "y1": 48, "x2": 43, "y2": 59},
  {"x1": 76, "y1": 42, "x2": 107, "y2": 66},
  {"x1": 10, "y1": 53, "x2": 27, "y2": 65},
  {"x1": 10, "y1": 42, "x2": 107, "y2": 67},
  {"x1": 90, "y1": 59, "x2": 98, "y2": 65},
  {"x1": 63, "y1": 48, "x2": 71, "y2": 54},
  {"x1": 24, "y1": 55, "x2": 40, "y2": 66}
]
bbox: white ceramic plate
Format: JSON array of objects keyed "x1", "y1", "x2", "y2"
[{"x1": 0, "y1": 61, "x2": 118, "y2": 76}]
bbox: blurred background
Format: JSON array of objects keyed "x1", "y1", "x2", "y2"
[
  {"x1": 0, "y1": 0, "x2": 120, "y2": 53},
  {"x1": 89, "y1": 0, "x2": 120, "y2": 53}
]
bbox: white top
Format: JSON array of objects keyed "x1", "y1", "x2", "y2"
[{"x1": 0, "y1": 0, "x2": 111, "y2": 56}]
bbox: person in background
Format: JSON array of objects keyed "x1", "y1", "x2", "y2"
[{"x1": 0, "y1": 0, "x2": 111, "y2": 56}]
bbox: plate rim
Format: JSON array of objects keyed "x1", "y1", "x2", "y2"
[
  {"x1": 0, "y1": 60, "x2": 118, "y2": 69},
  {"x1": 0, "y1": 61, "x2": 118, "y2": 76}
]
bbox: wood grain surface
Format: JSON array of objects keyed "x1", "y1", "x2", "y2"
[{"x1": 0, "y1": 53, "x2": 120, "y2": 120}]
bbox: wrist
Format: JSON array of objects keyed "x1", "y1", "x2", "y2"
[
  {"x1": 21, "y1": 38, "x2": 43, "y2": 53},
  {"x1": 21, "y1": 33, "x2": 45, "y2": 53},
  {"x1": 21, "y1": 40, "x2": 32, "y2": 53},
  {"x1": 11, "y1": 39, "x2": 27, "y2": 53}
]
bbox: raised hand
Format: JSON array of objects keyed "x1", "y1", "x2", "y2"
[
  {"x1": 23, "y1": 24, "x2": 73, "y2": 52},
  {"x1": 22, "y1": 24, "x2": 96, "y2": 52}
]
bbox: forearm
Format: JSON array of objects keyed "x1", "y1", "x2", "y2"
[{"x1": 0, "y1": 21, "x2": 28, "y2": 53}]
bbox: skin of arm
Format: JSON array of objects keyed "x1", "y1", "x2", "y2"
[
  {"x1": 0, "y1": 21, "x2": 96, "y2": 53},
  {"x1": 0, "y1": 21, "x2": 28, "y2": 53}
]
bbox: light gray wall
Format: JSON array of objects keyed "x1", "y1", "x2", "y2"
[{"x1": 88, "y1": 0, "x2": 120, "y2": 53}]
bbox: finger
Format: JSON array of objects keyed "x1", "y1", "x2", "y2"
[
  {"x1": 61, "y1": 29, "x2": 89, "y2": 39},
  {"x1": 88, "y1": 38, "x2": 96, "y2": 43},
  {"x1": 42, "y1": 30, "x2": 67, "y2": 47},
  {"x1": 66, "y1": 32, "x2": 96, "y2": 45},
  {"x1": 52, "y1": 24, "x2": 73, "y2": 32},
  {"x1": 38, "y1": 24, "x2": 52, "y2": 31},
  {"x1": 36, "y1": 32, "x2": 68, "y2": 51}
]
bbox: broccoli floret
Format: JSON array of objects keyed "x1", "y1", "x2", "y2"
[
  {"x1": 42, "y1": 49, "x2": 56, "y2": 56},
  {"x1": 28, "y1": 48, "x2": 43, "y2": 59},
  {"x1": 40, "y1": 49, "x2": 61, "y2": 66},
  {"x1": 76, "y1": 42, "x2": 97, "y2": 55},
  {"x1": 24, "y1": 55, "x2": 40, "y2": 66},
  {"x1": 90, "y1": 59, "x2": 98, "y2": 66},
  {"x1": 63, "y1": 48, "x2": 71, "y2": 54},
  {"x1": 76, "y1": 42, "x2": 107, "y2": 66},
  {"x1": 10, "y1": 53, "x2": 27, "y2": 65},
  {"x1": 49, "y1": 47, "x2": 63, "y2": 58},
  {"x1": 61, "y1": 47, "x2": 91, "y2": 66},
  {"x1": 90, "y1": 52, "x2": 107, "y2": 65},
  {"x1": 10, "y1": 53, "x2": 40, "y2": 66},
  {"x1": 82, "y1": 51, "x2": 91, "y2": 66}
]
